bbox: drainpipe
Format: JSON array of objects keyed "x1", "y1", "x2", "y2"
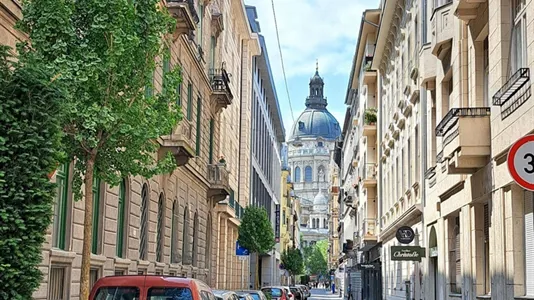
[
  {"x1": 238, "y1": 37, "x2": 246, "y2": 288},
  {"x1": 421, "y1": 83, "x2": 428, "y2": 299}
]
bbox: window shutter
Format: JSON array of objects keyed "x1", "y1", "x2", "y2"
[{"x1": 525, "y1": 191, "x2": 534, "y2": 296}]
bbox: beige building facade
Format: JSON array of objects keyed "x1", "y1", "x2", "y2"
[
  {"x1": 1, "y1": 0, "x2": 258, "y2": 298},
  {"x1": 343, "y1": 0, "x2": 534, "y2": 299}
]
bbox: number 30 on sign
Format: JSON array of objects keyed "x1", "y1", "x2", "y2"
[{"x1": 508, "y1": 135, "x2": 534, "y2": 191}]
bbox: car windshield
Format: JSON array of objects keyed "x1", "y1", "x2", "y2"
[
  {"x1": 249, "y1": 294, "x2": 261, "y2": 300},
  {"x1": 94, "y1": 287, "x2": 140, "y2": 300},
  {"x1": 147, "y1": 287, "x2": 193, "y2": 300},
  {"x1": 261, "y1": 288, "x2": 282, "y2": 297}
]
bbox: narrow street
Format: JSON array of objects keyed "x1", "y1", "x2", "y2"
[{"x1": 309, "y1": 289, "x2": 342, "y2": 300}]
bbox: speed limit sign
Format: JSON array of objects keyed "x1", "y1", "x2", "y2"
[{"x1": 508, "y1": 135, "x2": 534, "y2": 191}]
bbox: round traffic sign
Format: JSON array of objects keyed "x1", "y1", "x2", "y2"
[{"x1": 507, "y1": 135, "x2": 534, "y2": 191}]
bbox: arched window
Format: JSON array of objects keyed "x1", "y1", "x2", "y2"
[
  {"x1": 116, "y1": 179, "x2": 128, "y2": 258},
  {"x1": 192, "y1": 212, "x2": 199, "y2": 266},
  {"x1": 140, "y1": 184, "x2": 149, "y2": 260},
  {"x1": 318, "y1": 165, "x2": 325, "y2": 182},
  {"x1": 156, "y1": 193, "x2": 165, "y2": 262},
  {"x1": 295, "y1": 167, "x2": 301, "y2": 182},
  {"x1": 182, "y1": 207, "x2": 190, "y2": 265},
  {"x1": 304, "y1": 166, "x2": 313, "y2": 182},
  {"x1": 171, "y1": 200, "x2": 180, "y2": 263},
  {"x1": 312, "y1": 219, "x2": 315, "y2": 228},
  {"x1": 205, "y1": 214, "x2": 212, "y2": 270},
  {"x1": 324, "y1": 218, "x2": 327, "y2": 229},
  {"x1": 316, "y1": 218, "x2": 320, "y2": 229}
]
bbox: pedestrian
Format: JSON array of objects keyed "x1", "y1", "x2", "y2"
[{"x1": 346, "y1": 284, "x2": 353, "y2": 300}]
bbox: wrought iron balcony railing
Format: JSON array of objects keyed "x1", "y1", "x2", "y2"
[
  {"x1": 493, "y1": 68, "x2": 530, "y2": 106},
  {"x1": 435, "y1": 107, "x2": 491, "y2": 137},
  {"x1": 209, "y1": 67, "x2": 232, "y2": 96}
]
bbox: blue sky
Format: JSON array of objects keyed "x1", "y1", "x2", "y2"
[{"x1": 244, "y1": 0, "x2": 379, "y2": 139}]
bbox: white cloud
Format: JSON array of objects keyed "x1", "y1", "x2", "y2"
[{"x1": 245, "y1": 0, "x2": 378, "y2": 80}]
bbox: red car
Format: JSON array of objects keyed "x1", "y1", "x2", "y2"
[{"x1": 90, "y1": 275, "x2": 215, "y2": 300}]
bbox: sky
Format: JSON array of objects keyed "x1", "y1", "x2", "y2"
[{"x1": 244, "y1": 0, "x2": 379, "y2": 139}]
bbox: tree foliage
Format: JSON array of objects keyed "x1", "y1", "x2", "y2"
[
  {"x1": 0, "y1": 46, "x2": 65, "y2": 299},
  {"x1": 238, "y1": 206, "x2": 275, "y2": 254},
  {"x1": 303, "y1": 240, "x2": 329, "y2": 277},
  {"x1": 16, "y1": 0, "x2": 182, "y2": 298},
  {"x1": 281, "y1": 248, "x2": 304, "y2": 275}
]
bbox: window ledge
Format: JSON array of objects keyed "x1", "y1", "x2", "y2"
[
  {"x1": 515, "y1": 297, "x2": 534, "y2": 300},
  {"x1": 137, "y1": 259, "x2": 151, "y2": 268},
  {"x1": 50, "y1": 248, "x2": 77, "y2": 264},
  {"x1": 91, "y1": 254, "x2": 107, "y2": 267},
  {"x1": 476, "y1": 296, "x2": 491, "y2": 299},
  {"x1": 450, "y1": 293, "x2": 462, "y2": 298},
  {"x1": 114, "y1": 257, "x2": 131, "y2": 269}
]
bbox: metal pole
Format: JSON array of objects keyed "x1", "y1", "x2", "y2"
[
  {"x1": 241, "y1": 258, "x2": 245, "y2": 289},
  {"x1": 405, "y1": 280, "x2": 411, "y2": 300}
]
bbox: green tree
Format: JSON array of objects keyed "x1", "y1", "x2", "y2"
[
  {"x1": 281, "y1": 248, "x2": 304, "y2": 277},
  {"x1": 17, "y1": 0, "x2": 181, "y2": 298},
  {"x1": 238, "y1": 206, "x2": 275, "y2": 289},
  {"x1": 0, "y1": 46, "x2": 65, "y2": 299},
  {"x1": 303, "y1": 240, "x2": 328, "y2": 277}
]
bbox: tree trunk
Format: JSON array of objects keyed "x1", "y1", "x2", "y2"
[
  {"x1": 255, "y1": 253, "x2": 260, "y2": 290},
  {"x1": 79, "y1": 157, "x2": 95, "y2": 300}
]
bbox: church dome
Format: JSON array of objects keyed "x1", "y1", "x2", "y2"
[
  {"x1": 313, "y1": 190, "x2": 328, "y2": 206},
  {"x1": 289, "y1": 108, "x2": 341, "y2": 140},
  {"x1": 288, "y1": 64, "x2": 341, "y2": 141}
]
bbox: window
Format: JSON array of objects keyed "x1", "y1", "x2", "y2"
[
  {"x1": 94, "y1": 287, "x2": 140, "y2": 300},
  {"x1": 209, "y1": 119, "x2": 214, "y2": 163},
  {"x1": 52, "y1": 163, "x2": 70, "y2": 250},
  {"x1": 415, "y1": 125, "x2": 420, "y2": 181},
  {"x1": 483, "y1": 203, "x2": 491, "y2": 294},
  {"x1": 116, "y1": 179, "x2": 127, "y2": 258},
  {"x1": 92, "y1": 178, "x2": 101, "y2": 254},
  {"x1": 156, "y1": 194, "x2": 165, "y2": 262},
  {"x1": 407, "y1": 139, "x2": 412, "y2": 188},
  {"x1": 317, "y1": 141, "x2": 324, "y2": 147},
  {"x1": 294, "y1": 167, "x2": 301, "y2": 182},
  {"x1": 205, "y1": 214, "x2": 212, "y2": 270},
  {"x1": 192, "y1": 212, "x2": 199, "y2": 266},
  {"x1": 450, "y1": 216, "x2": 461, "y2": 294},
  {"x1": 140, "y1": 184, "x2": 149, "y2": 260},
  {"x1": 149, "y1": 287, "x2": 193, "y2": 300},
  {"x1": 163, "y1": 47, "x2": 170, "y2": 93},
  {"x1": 209, "y1": 36, "x2": 216, "y2": 70},
  {"x1": 48, "y1": 266, "x2": 67, "y2": 300},
  {"x1": 114, "y1": 269, "x2": 125, "y2": 276},
  {"x1": 511, "y1": 0, "x2": 527, "y2": 73},
  {"x1": 422, "y1": 0, "x2": 428, "y2": 44},
  {"x1": 90, "y1": 268, "x2": 99, "y2": 291},
  {"x1": 182, "y1": 207, "x2": 190, "y2": 265},
  {"x1": 304, "y1": 166, "x2": 313, "y2": 182},
  {"x1": 171, "y1": 201, "x2": 179, "y2": 264},
  {"x1": 197, "y1": 3, "x2": 203, "y2": 46},
  {"x1": 187, "y1": 83, "x2": 193, "y2": 121},
  {"x1": 177, "y1": 73, "x2": 182, "y2": 106},
  {"x1": 196, "y1": 96, "x2": 202, "y2": 156}
]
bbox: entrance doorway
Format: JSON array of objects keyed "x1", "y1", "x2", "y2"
[{"x1": 429, "y1": 226, "x2": 438, "y2": 299}]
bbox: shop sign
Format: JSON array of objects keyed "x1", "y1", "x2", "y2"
[
  {"x1": 395, "y1": 226, "x2": 415, "y2": 244},
  {"x1": 391, "y1": 246, "x2": 425, "y2": 261}
]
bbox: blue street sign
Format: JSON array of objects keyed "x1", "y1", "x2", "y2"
[{"x1": 236, "y1": 241, "x2": 250, "y2": 256}]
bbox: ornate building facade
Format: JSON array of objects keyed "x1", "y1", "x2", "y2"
[
  {"x1": 1, "y1": 0, "x2": 258, "y2": 297},
  {"x1": 287, "y1": 67, "x2": 341, "y2": 247}
]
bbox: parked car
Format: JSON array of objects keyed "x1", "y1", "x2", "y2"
[
  {"x1": 288, "y1": 287, "x2": 302, "y2": 300},
  {"x1": 234, "y1": 292, "x2": 255, "y2": 300},
  {"x1": 260, "y1": 286, "x2": 288, "y2": 300},
  {"x1": 280, "y1": 286, "x2": 294, "y2": 300},
  {"x1": 90, "y1": 275, "x2": 214, "y2": 300},
  {"x1": 235, "y1": 290, "x2": 268, "y2": 300},
  {"x1": 213, "y1": 290, "x2": 240, "y2": 300},
  {"x1": 295, "y1": 285, "x2": 310, "y2": 299}
]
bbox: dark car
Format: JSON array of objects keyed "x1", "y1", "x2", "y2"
[{"x1": 288, "y1": 287, "x2": 302, "y2": 300}]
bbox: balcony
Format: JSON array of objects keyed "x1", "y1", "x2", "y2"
[
  {"x1": 207, "y1": 164, "x2": 231, "y2": 201},
  {"x1": 363, "y1": 108, "x2": 377, "y2": 136},
  {"x1": 209, "y1": 67, "x2": 233, "y2": 112},
  {"x1": 158, "y1": 119, "x2": 195, "y2": 166},
  {"x1": 363, "y1": 163, "x2": 377, "y2": 188},
  {"x1": 431, "y1": 2, "x2": 454, "y2": 59},
  {"x1": 455, "y1": 0, "x2": 486, "y2": 21},
  {"x1": 436, "y1": 107, "x2": 491, "y2": 174},
  {"x1": 420, "y1": 44, "x2": 437, "y2": 85},
  {"x1": 166, "y1": 0, "x2": 199, "y2": 37},
  {"x1": 361, "y1": 56, "x2": 376, "y2": 84},
  {"x1": 493, "y1": 68, "x2": 531, "y2": 119},
  {"x1": 359, "y1": 218, "x2": 378, "y2": 251}
]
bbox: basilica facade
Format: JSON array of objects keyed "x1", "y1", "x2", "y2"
[{"x1": 287, "y1": 66, "x2": 341, "y2": 247}]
